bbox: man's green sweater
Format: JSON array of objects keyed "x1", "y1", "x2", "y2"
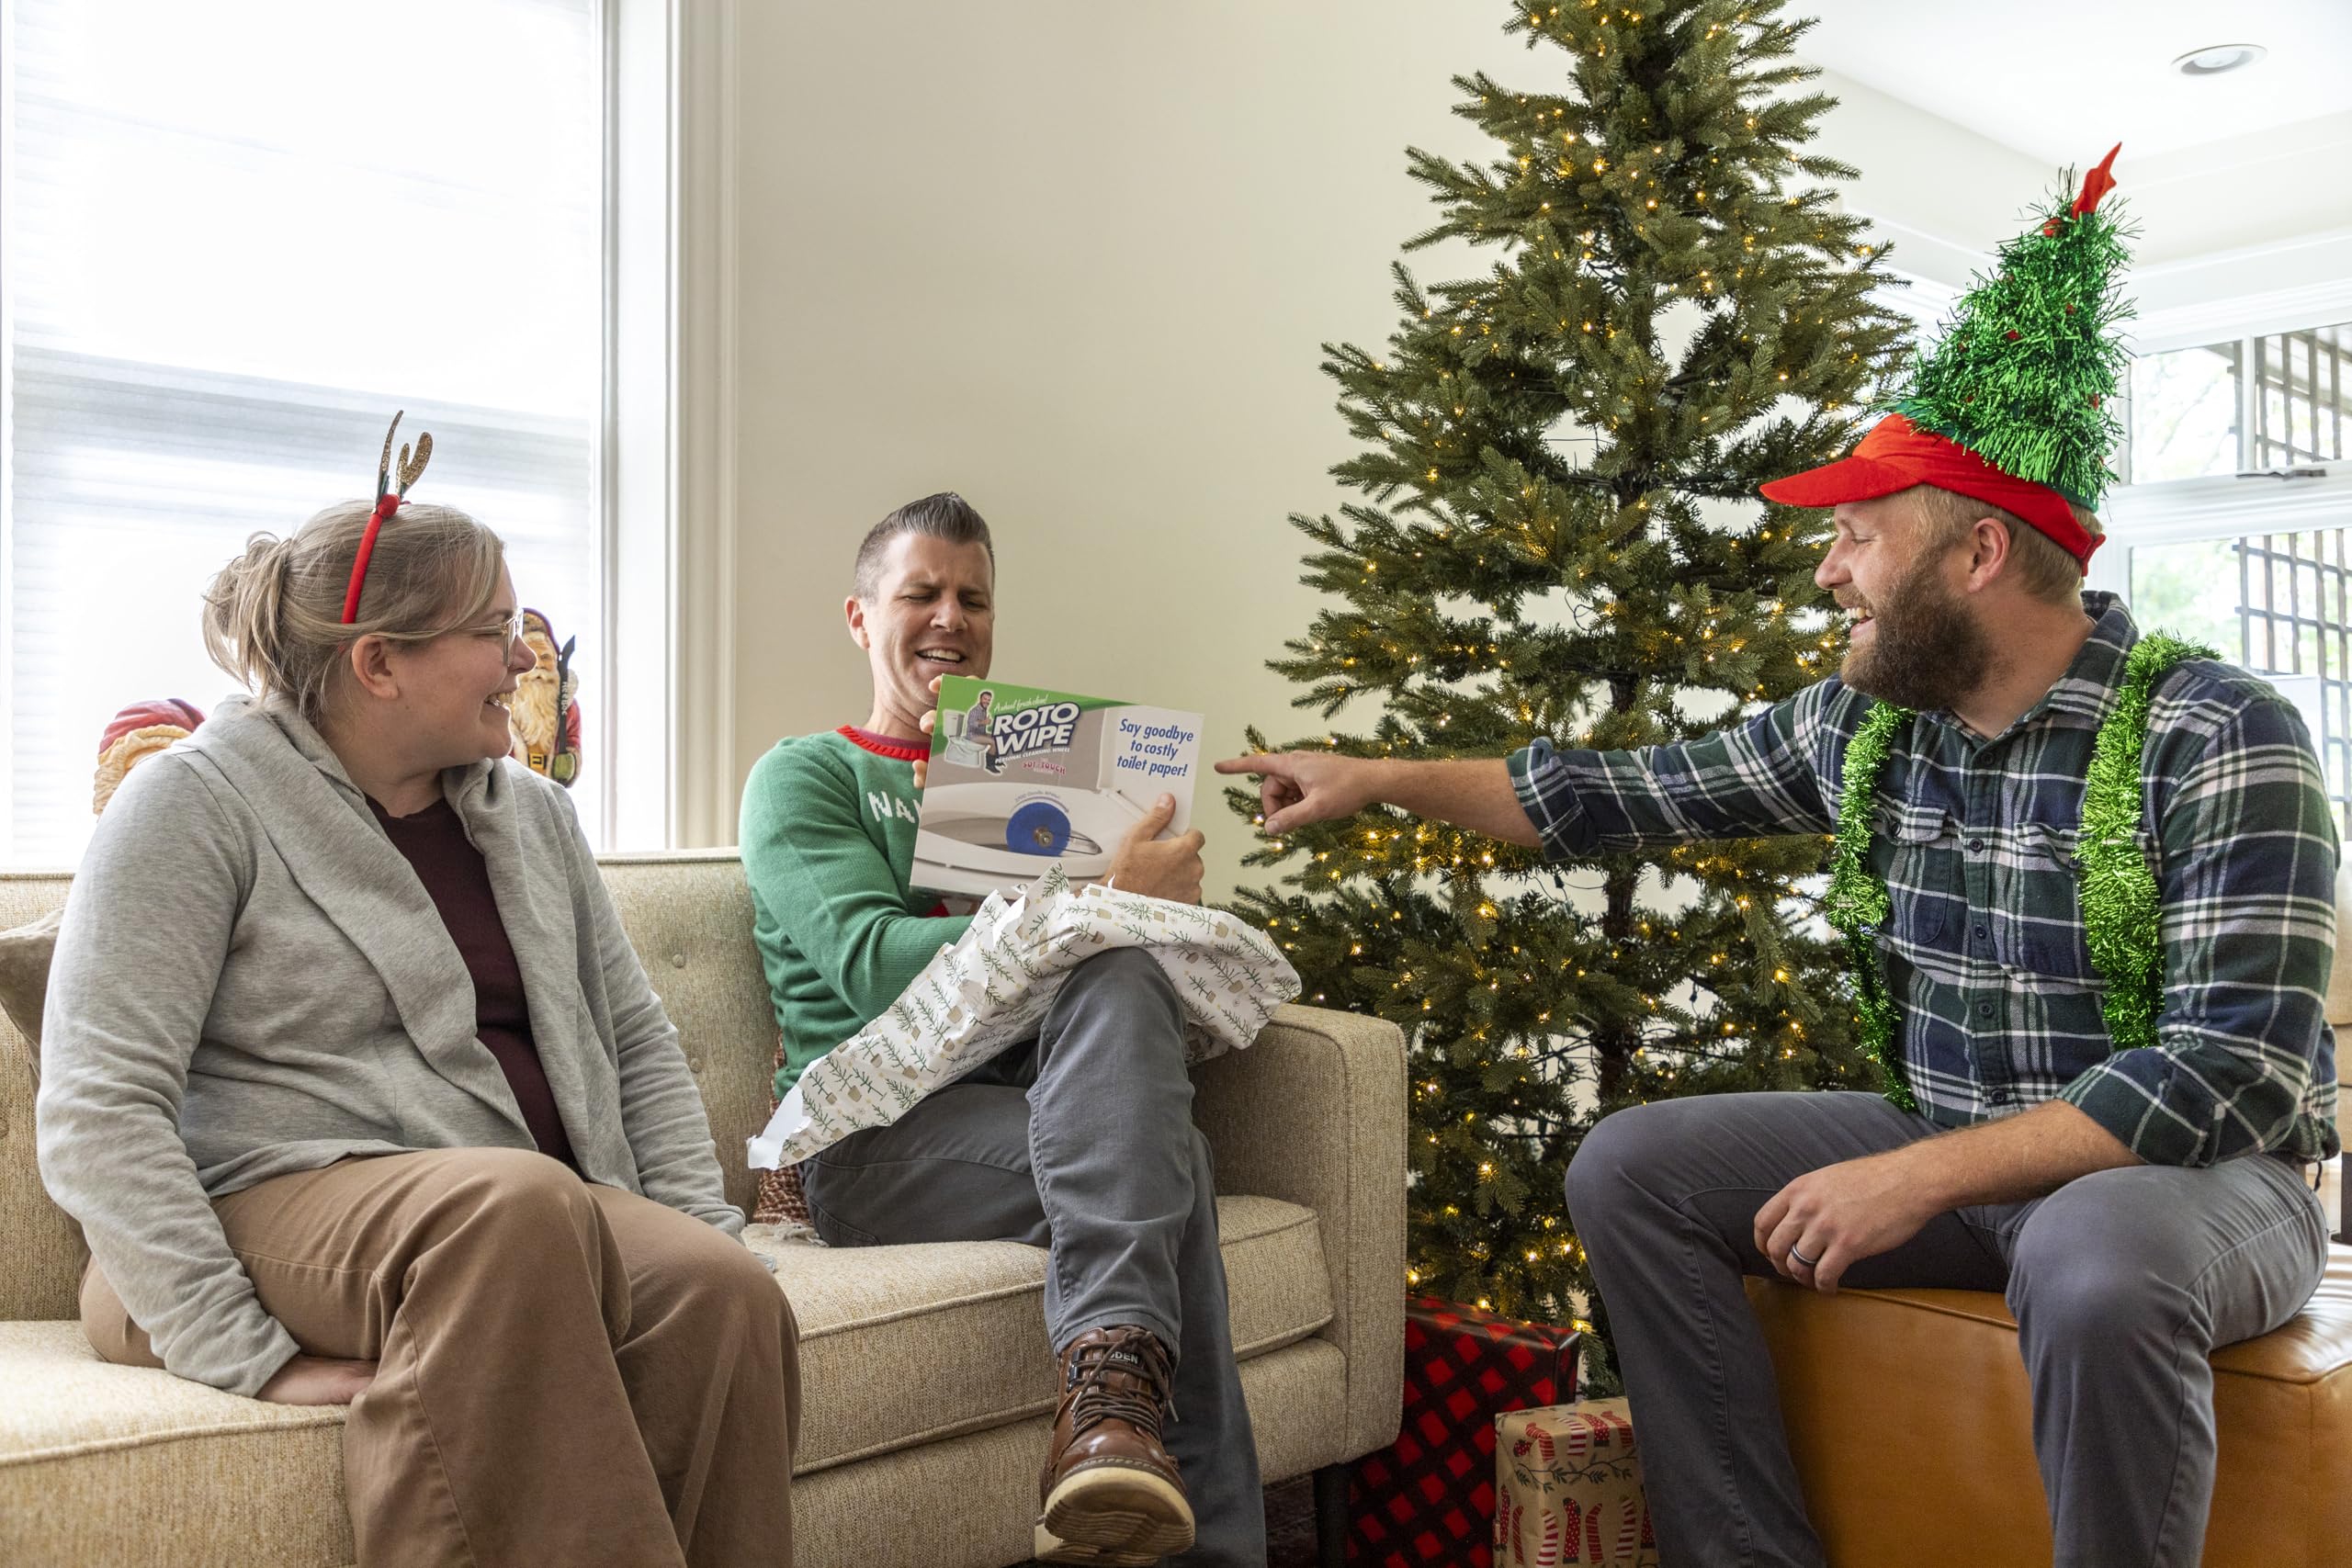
[{"x1": 740, "y1": 728, "x2": 974, "y2": 1099}]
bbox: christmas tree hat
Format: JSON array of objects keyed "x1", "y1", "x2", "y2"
[{"x1": 1761, "y1": 144, "x2": 2129, "y2": 570}]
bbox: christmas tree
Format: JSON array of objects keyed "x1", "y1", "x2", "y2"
[{"x1": 1228, "y1": 0, "x2": 1912, "y2": 1348}]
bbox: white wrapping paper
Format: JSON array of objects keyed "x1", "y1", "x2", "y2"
[{"x1": 748, "y1": 867, "x2": 1299, "y2": 1170}]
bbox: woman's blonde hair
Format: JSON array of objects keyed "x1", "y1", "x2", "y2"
[{"x1": 202, "y1": 501, "x2": 506, "y2": 723}]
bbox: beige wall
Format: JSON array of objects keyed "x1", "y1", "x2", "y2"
[
  {"x1": 732, "y1": 1, "x2": 1528, "y2": 897},
  {"x1": 725, "y1": 3, "x2": 2344, "y2": 897}
]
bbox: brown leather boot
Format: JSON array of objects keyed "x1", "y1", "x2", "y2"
[{"x1": 1033, "y1": 1325, "x2": 1194, "y2": 1565}]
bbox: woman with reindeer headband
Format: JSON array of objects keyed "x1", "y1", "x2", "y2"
[{"x1": 34, "y1": 417, "x2": 799, "y2": 1568}]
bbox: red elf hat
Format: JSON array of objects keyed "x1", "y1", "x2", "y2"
[{"x1": 1760, "y1": 144, "x2": 2129, "y2": 572}]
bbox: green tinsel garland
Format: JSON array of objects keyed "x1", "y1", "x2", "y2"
[
  {"x1": 1823, "y1": 701, "x2": 1916, "y2": 1110},
  {"x1": 2076, "y1": 633, "x2": 2215, "y2": 1050},
  {"x1": 1823, "y1": 634, "x2": 2213, "y2": 1109}
]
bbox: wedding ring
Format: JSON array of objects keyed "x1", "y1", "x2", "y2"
[{"x1": 1788, "y1": 1247, "x2": 1818, "y2": 1269}]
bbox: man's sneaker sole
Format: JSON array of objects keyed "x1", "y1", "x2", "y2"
[{"x1": 1039, "y1": 1463, "x2": 1194, "y2": 1561}]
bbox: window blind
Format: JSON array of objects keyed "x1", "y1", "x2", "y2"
[{"x1": 3, "y1": 0, "x2": 605, "y2": 863}]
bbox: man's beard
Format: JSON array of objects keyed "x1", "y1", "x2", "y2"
[
  {"x1": 509, "y1": 665, "x2": 561, "y2": 752},
  {"x1": 1838, "y1": 551, "x2": 1994, "y2": 712}
]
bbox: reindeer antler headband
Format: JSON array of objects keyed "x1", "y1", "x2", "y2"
[{"x1": 339, "y1": 411, "x2": 435, "y2": 625}]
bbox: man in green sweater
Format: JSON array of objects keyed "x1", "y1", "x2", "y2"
[{"x1": 739, "y1": 492, "x2": 1262, "y2": 1567}]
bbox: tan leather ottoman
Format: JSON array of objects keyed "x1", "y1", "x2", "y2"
[{"x1": 1741, "y1": 1247, "x2": 2352, "y2": 1566}]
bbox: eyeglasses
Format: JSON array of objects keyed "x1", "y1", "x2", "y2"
[{"x1": 463, "y1": 612, "x2": 528, "y2": 645}]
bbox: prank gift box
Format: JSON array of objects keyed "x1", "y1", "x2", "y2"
[{"x1": 914, "y1": 674, "x2": 1205, "y2": 897}]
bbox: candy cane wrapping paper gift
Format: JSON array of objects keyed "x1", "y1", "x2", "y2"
[
  {"x1": 1495, "y1": 1399, "x2": 1659, "y2": 1567},
  {"x1": 747, "y1": 865, "x2": 1299, "y2": 1171}
]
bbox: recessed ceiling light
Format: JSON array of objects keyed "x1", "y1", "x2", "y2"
[{"x1": 2172, "y1": 43, "x2": 2267, "y2": 77}]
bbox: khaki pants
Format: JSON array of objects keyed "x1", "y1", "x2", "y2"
[{"x1": 81, "y1": 1147, "x2": 798, "y2": 1568}]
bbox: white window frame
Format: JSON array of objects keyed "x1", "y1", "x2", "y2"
[
  {"x1": 605, "y1": 0, "x2": 738, "y2": 850},
  {"x1": 0, "y1": 0, "x2": 18, "y2": 857},
  {"x1": 2094, "y1": 274, "x2": 2352, "y2": 599},
  {"x1": 1878, "y1": 258, "x2": 2352, "y2": 603},
  {"x1": 2093, "y1": 471, "x2": 2352, "y2": 596},
  {"x1": 2098, "y1": 274, "x2": 2352, "y2": 826},
  {"x1": 0, "y1": 0, "x2": 730, "y2": 858}
]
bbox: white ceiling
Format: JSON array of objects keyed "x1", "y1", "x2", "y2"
[{"x1": 1795, "y1": 0, "x2": 2352, "y2": 164}]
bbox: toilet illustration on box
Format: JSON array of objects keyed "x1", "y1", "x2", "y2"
[
  {"x1": 913, "y1": 678, "x2": 1204, "y2": 897},
  {"x1": 917, "y1": 781, "x2": 1145, "y2": 884}
]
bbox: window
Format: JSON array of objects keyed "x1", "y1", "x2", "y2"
[
  {"x1": 1, "y1": 0, "x2": 605, "y2": 863},
  {"x1": 2112, "y1": 322, "x2": 2352, "y2": 829},
  {"x1": 2129, "y1": 326, "x2": 2348, "y2": 482}
]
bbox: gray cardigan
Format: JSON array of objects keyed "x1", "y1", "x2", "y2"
[{"x1": 35, "y1": 696, "x2": 741, "y2": 1395}]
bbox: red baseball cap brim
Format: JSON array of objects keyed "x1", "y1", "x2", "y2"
[{"x1": 1759, "y1": 413, "x2": 2100, "y2": 570}]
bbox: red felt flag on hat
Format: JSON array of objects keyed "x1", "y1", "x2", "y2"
[{"x1": 2071, "y1": 143, "x2": 2121, "y2": 220}]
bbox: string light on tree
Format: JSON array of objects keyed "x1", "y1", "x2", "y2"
[{"x1": 1224, "y1": 0, "x2": 1899, "y2": 1382}]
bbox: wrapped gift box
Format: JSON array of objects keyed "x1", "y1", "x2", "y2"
[
  {"x1": 1346, "y1": 1297, "x2": 1580, "y2": 1566},
  {"x1": 1494, "y1": 1398, "x2": 1659, "y2": 1566}
]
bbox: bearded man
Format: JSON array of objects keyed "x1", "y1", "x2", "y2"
[
  {"x1": 505, "y1": 608, "x2": 581, "y2": 785},
  {"x1": 1219, "y1": 152, "x2": 2337, "y2": 1568}
]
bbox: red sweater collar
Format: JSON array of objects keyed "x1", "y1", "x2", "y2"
[{"x1": 838, "y1": 725, "x2": 926, "y2": 762}]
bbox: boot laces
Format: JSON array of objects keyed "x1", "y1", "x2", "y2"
[{"x1": 1066, "y1": 1334, "x2": 1173, "y2": 1439}]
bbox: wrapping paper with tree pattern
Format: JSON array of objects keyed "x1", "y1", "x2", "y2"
[{"x1": 747, "y1": 865, "x2": 1297, "y2": 1170}]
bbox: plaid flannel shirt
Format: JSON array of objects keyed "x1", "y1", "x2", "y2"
[{"x1": 1509, "y1": 592, "x2": 2340, "y2": 1167}]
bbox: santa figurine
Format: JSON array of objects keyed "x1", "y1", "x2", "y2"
[
  {"x1": 93, "y1": 699, "x2": 206, "y2": 815},
  {"x1": 509, "y1": 607, "x2": 582, "y2": 787}
]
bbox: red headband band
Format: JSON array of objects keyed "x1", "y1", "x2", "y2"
[
  {"x1": 339, "y1": 492, "x2": 402, "y2": 624},
  {"x1": 340, "y1": 412, "x2": 435, "y2": 625},
  {"x1": 1758, "y1": 413, "x2": 2102, "y2": 570}
]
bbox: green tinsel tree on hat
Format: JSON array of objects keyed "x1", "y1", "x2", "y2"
[{"x1": 1891, "y1": 144, "x2": 2131, "y2": 509}]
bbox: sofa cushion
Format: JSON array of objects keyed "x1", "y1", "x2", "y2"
[
  {"x1": 790, "y1": 1338, "x2": 1350, "y2": 1568},
  {"x1": 0, "y1": 874, "x2": 84, "y2": 1324},
  {"x1": 596, "y1": 853, "x2": 783, "y2": 1218},
  {"x1": 0, "y1": 908, "x2": 61, "y2": 1056},
  {"x1": 0, "y1": 1193, "x2": 1334, "y2": 1563},
  {"x1": 2, "y1": 1338, "x2": 1360, "y2": 1568},
  {"x1": 761, "y1": 1193, "x2": 1335, "y2": 1473},
  {"x1": 0, "y1": 1320, "x2": 353, "y2": 1568}
]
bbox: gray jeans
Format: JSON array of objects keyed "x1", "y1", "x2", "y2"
[
  {"x1": 799, "y1": 947, "x2": 1266, "y2": 1568},
  {"x1": 1565, "y1": 1090, "x2": 2329, "y2": 1568}
]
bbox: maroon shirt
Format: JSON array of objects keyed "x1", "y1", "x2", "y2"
[{"x1": 368, "y1": 795, "x2": 579, "y2": 1170}]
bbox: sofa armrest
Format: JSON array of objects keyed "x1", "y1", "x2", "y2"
[{"x1": 1192, "y1": 1002, "x2": 1406, "y2": 1462}]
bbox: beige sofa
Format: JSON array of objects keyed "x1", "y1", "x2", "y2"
[{"x1": 0, "y1": 852, "x2": 1408, "y2": 1568}]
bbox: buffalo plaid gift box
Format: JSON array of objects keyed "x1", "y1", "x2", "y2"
[
  {"x1": 1494, "y1": 1398, "x2": 1658, "y2": 1567},
  {"x1": 1345, "y1": 1297, "x2": 1580, "y2": 1566}
]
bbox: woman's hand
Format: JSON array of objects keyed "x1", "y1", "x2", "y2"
[{"x1": 256, "y1": 1353, "x2": 379, "y2": 1404}]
